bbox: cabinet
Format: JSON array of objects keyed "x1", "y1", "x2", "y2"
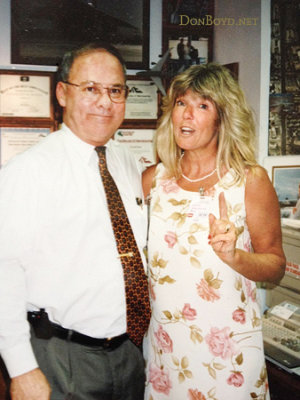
[{"x1": 266, "y1": 360, "x2": 300, "y2": 400}]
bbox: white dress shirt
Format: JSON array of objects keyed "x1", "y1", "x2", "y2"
[{"x1": 0, "y1": 124, "x2": 147, "y2": 377}]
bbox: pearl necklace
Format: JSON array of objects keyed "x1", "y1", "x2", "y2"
[{"x1": 181, "y1": 168, "x2": 217, "y2": 183}]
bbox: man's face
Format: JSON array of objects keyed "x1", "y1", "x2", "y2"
[{"x1": 56, "y1": 51, "x2": 126, "y2": 146}]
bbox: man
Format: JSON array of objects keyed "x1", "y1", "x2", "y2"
[{"x1": 0, "y1": 42, "x2": 149, "y2": 400}]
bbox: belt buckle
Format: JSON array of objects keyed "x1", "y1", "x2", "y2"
[{"x1": 103, "y1": 336, "x2": 113, "y2": 349}]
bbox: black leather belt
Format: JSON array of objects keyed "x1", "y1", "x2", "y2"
[
  {"x1": 50, "y1": 324, "x2": 128, "y2": 349},
  {"x1": 28, "y1": 310, "x2": 128, "y2": 350}
]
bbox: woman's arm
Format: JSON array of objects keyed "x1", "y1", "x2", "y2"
[
  {"x1": 209, "y1": 166, "x2": 286, "y2": 283},
  {"x1": 142, "y1": 164, "x2": 157, "y2": 198}
]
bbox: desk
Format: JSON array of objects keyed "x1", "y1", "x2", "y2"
[{"x1": 266, "y1": 359, "x2": 300, "y2": 400}]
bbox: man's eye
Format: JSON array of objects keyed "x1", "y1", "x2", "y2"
[
  {"x1": 109, "y1": 87, "x2": 122, "y2": 95},
  {"x1": 84, "y1": 85, "x2": 98, "y2": 94}
]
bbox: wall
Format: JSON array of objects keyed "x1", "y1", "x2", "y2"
[
  {"x1": 0, "y1": 0, "x2": 269, "y2": 161},
  {"x1": 214, "y1": 0, "x2": 270, "y2": 163}
]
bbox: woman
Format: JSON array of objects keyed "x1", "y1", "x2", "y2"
[{"x1": 143, "y1": 64, "x2": 285, "y2": 400}]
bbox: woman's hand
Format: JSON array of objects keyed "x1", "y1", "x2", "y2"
[{"x1": 208, "y1": 192, "x2": 237, "y2": 264}]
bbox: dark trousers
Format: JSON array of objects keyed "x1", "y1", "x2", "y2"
[{"x1": 31, "y1": 332, "x2": 145, "y2": 400}]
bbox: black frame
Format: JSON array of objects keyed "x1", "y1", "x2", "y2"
[{"x1": 11, "y1": 0, "x2": 150, "y2": 70}]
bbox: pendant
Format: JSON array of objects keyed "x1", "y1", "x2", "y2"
[{"x1": 199, "y1": 187, "x2": 205, "y2": 196}]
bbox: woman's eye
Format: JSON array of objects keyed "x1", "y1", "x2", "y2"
[
  {"x1": 199, "y1": 104, "x2": 208, "y2": 109},
  {"x1": 176, "y1": 100, "x2": 184, "y2": 106}
]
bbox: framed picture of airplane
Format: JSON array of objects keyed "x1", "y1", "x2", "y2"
[{"x1": 11, "y1": 0, "x2": 150, "y2": 70}]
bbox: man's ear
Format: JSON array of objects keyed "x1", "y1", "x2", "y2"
[{"x1": 56, "y1": 82, "x2": 67, "y2": 107}]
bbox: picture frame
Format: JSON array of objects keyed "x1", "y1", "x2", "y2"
[
  {"x1": 163, "y1": 0, "x2": 214, "y2": 26},
  {"x1": 114, "y1": 128, "x2": 156, "y2": 168},
  {"x1": 121, "y1": 76, "x2": 160, "y2": 128},
  {"x1": 11, "y1": 0, "x2": 150, "y2": 70},
  {"x1": 0, "y1": 70, "x2": 56, "y2": 121},
  {"x1": 263, "y1": 156, "x2": 300, "y2": 219},
  {"x1": 0, "y1": 125, "x2": 54, "y2": 167}
]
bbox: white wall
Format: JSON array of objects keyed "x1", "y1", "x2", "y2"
[
  {"x1": 0, "y1": 0, "x2": 270, "y2": 161},
  {"x1": 214, "y1": 0, "x2": 270, "y2": 163}
]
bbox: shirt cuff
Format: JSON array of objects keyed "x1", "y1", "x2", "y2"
[{"x1": 1, "y1": 341, "x2": 38, "y2": 378}]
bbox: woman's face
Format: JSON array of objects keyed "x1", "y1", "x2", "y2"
[{"x1": 171, "y1": 89, "x2": 219, "y2": 153}]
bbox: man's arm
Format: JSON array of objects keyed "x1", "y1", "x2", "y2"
[{"x1": 10, "y1": 369, "x2": 51, "y2": 400}]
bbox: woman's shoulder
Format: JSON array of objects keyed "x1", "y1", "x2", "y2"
[
  {"x1": 245, "y1": 165, "x2": 271, "y2": 186},
  {"x1": 142, "y1": 164, "x2": 159, "y2": 198},
  {"x1": 142, "y1": 163, "x2": 168, "y2": 197}
]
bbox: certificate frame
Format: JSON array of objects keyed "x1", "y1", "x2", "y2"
[
  {"x1": 0, "y1": 70, "x2": 56, "y2": 122},
  {"x1": 0, "y1": 124, "x2": 55, "y2": 167},
  {"x1": 114, "y1": 128, "x2": 156, "y2": 168},
  {"x1": 121, "y1": 76, "x2": 161, "y2": 128}
]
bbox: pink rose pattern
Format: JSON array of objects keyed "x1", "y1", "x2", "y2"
[
  {"x1": 161, "y1": 179, "x2": 180, "y2": 194},
  {"x1": 154, "y1": 325, "x2": 173, "y2": 353},
  {"x1": 227, "y1": 372, "x2": 245, "y2": 387},
  {"x1": 149, "y1": 363, "x2": 172, "y2": 395},
  {"x1": 146, "y1": 169, "x2": 269, "y2": 399},
  {"x1": 164, "y1": 231, "x2": 177, "y2": 248},
  {"x1": 182, "y1": 303, "x2": 197, "y2": 321},
  {"x1": 232, "y1": 308, "x2": 246, "y2": 324},
  {"x1": 196, "y1": 278, "x2": 220, "y2": 302},
  {"x1": 205, "y1": 327, "x2": 238, "y2": 360}
]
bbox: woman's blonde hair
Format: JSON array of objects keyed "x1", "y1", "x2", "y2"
[{"x1": 155, "y1": 63, "x2": 257, "y2": 185}]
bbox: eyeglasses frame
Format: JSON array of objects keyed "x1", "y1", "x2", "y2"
[{"x1": 62, "y1": 80, "x2": 129, "y2": 103}]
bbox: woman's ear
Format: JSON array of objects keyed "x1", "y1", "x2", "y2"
[{"x1": 56, "y1": 81, "x2": 67, "y2": 107}]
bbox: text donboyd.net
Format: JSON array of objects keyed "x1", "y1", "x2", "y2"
[{"x1": 179, "y1": 15, "x2": 259, "y2": 26}]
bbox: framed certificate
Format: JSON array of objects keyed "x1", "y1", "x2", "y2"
[
  {"x1": 0, "y1": 70, "x2": 55, "y2": 119},
  {"x1": 122, "y1": 77, "x2": 160, "y2": 127},
  {"x1": 114, "y1": 128, "x2": 156, "y2": 168},
  {"x1": 0, "y1": 126, "x2": 53, "y2": 167}
]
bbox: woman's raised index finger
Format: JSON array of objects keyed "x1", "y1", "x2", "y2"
[{"x1": 219, "y1": 192, "x2": 228, "y2": 220}]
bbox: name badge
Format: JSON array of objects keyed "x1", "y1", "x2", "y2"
[{"x1": 187, "y1": 196, "x2": 214, "y2": 221}]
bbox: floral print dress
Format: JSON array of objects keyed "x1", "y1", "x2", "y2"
[{"x1": 144, "y1": 163, "x2": 269, "y2": 400}]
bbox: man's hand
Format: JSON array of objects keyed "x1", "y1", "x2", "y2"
[{"x1": 10, "y1": 368, "x2": 51, "y2": 400}]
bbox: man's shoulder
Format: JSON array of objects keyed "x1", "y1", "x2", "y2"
[{"x1": 1, "y1": 129, "x2": 65, "y2": 174}]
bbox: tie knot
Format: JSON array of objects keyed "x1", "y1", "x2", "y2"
[
  {"x1": 95, "y1": 146, "x2": 106, "y2": 156},
  {"x1": 95, "y1": 146, "x2": 107, "y2": 165}
]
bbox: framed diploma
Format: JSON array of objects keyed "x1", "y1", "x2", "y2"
[
  {"x1": 0, "y1": 70, "x2": 55, "y2": 119},
  {"x1": 122, "y1": 77, "x2": 160, "y2": 127},
  {"x1": 0, "y1": 126, "x2": 52, "y2": 167},
  {"x1": 114, "y1": 128, "x2": 156, "y2": 168}
]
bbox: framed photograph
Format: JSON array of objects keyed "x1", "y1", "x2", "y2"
[
  {"x1": 121, "y1": 77, "x2": 160, "y2": 127},
  {"x1": 264, "y1": 156, "x2": 300, "y2": 220},
  {"x1": 114, "y1": 128, "x2": 156, "y2": 169},
  {"x1": 163, "y1": 0, "x2": 214, "y2": 26},
  {"x1": 0, "y1": 70, "x2": 55, "y2": 120},
  {"x1": 0, "y1": 126, "x2": 53, "y2": 167},
  {"x1": 168, "y1": 35, "x2": 209, "y2": 63},
  {"x1": 11, "y1": 0, "x2": 150, "y2": 70},
  {"x1": 164, "y1": 33, "x2": 212, "y2": 81}
]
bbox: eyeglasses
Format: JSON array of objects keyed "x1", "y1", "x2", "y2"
[{"x1": 63, "y1": 81, "x2": 129, "y2": 103}]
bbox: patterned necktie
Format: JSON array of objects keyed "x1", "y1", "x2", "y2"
[{"x1": 95, "y1": 146, "x2": 151, "y2": 347}]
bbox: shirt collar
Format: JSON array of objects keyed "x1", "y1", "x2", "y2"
[{"x1": 61, "y1": 123, "x2": 114, "y2": 166}]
